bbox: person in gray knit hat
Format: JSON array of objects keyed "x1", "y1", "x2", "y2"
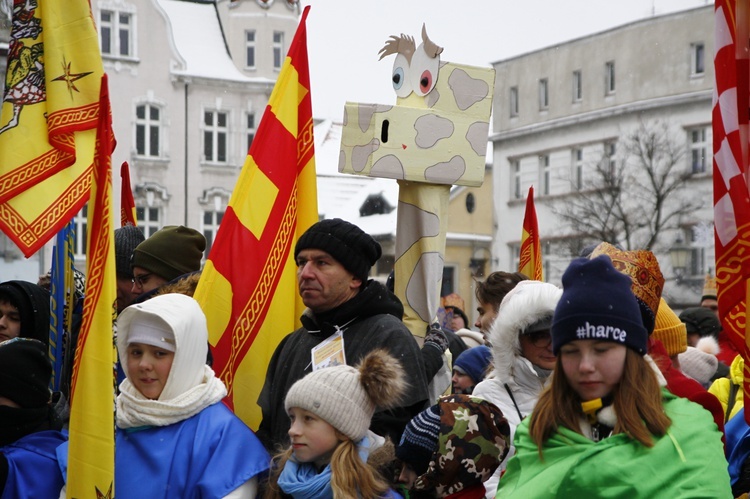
[
  {"x1": 265, "y1": 349, "x2": 405, "y2": 498},
  {"x1": 115, "y1": 225, "x2": 145, "y2": 313},
  {"x1": 130, "y1": 225, "x2": 205, "y2": 295},
  {"x1": 257, "y1": 218, "x2": 428, "y2": 453}
]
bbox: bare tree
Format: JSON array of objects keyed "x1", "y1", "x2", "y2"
[{"x1": 554, "y1": 119, "x2": 702, "y2": 251}]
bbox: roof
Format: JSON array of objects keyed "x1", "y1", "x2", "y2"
[
  {"x1": 313, "y1": 120, "x2": 398, "y2": 238},
  {"x1": 157, "y1": 0, "x2": 272, "y2": 84}
]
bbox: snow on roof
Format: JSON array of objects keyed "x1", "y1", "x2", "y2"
[
  {"x1": 157, "y1": 0, "x2": 267, "y2": 83},
  {"x1": 314, "y1": 119, "x2": 398, "y2": 237}
]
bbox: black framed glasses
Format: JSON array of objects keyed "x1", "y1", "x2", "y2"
[
  {"x1": 131, "y1": 272, "x2": 153, "y2": 287},
  {"x1": 526, "y1": 330, "x2": 552, "y2": 348}
]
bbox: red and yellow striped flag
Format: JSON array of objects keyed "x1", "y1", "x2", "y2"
[
  {"x1": 713, "y1": 0, "x2": 750, "y2": 423},
  {"x1": 120, "y1": 161, "x2": 137, "y2": 227},
  {"x1": 66, "y1": 74, "x2": 116, "y2": 498},
  {"x1": 194, "y1": 5, "x2": 317, "y2": 429},
  {"x1": 0, "y1": 0, "x2": 103, "y2": 256},
  {"x1": 519, "y1": 186, "x2": 543, "y2": 280}
]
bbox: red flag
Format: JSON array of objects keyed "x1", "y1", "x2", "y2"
[
  {"x1": 120, "y1": 161, "x2": 137, "y2": 227},
  {"x1": 519, "y1": 186, "x2": 543, "y2": 280},
  {"x1": 193, "y1": 6, "x2": 317, "y2": 427},
  {"x1": 713, "y1": 0, "x2": 750, "y2": 423},
  {"x1": 66, "y1": 74, "x2": 116, "y2": 498}
]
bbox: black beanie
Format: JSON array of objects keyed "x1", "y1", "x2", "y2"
[
  {"x1": 131, "y1": 225, "x2": 206, "y2": 281},
  {"x1": 0, "y1": 281, "x2": 50, "y2": 345},
  {"x1": 294, "y1": 219, "x2": 382, "y2": 282},
  {"x1": 552, "y1": 256, "x2": 648, "y2": 355},
  {"x1": 115, "y1": 225, "x2": 145, "y2": 279},
  {"x1": 679, "y1": 307, "x2": 721, "y2": 339},
  {"x1": 0, "y1": 338, "x2": 52, "y2": 408}
]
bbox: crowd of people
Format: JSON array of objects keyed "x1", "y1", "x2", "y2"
[{"x1": 0, "y1": 217, "x2": 746, "y2": 497}]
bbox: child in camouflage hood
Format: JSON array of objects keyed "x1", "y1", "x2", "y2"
[{"x1": 395, "y1": 394, "x2": 510, "y2": 498}]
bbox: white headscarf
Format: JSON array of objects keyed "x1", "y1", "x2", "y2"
[{"x1": 115, "y1": 293, "x2": 225, "y2": 428}]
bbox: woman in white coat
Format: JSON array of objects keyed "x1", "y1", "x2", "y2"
[{"x1": 472, "y1": 280, "x2": 561, "y2": 496}]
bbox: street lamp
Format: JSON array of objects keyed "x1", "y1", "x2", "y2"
[{"x1": 669, "y1": 235, "x2": 691, "y2": 282}]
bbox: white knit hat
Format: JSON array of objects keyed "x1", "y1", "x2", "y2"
[
  {"x1": 679, "y1": 346, "x2": 718, "y2": 387},
  {"x1": 284, "y1": 349, "x2": 405, "y2": 441}
]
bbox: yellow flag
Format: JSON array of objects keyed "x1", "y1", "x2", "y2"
[
  {"x1": 66, "y1": 74, "x2": 116, "y2": 498},
  {"x1": 194, "y1": 6, "x2": 317, "y2": 428},
  {"x1": 0, "y1": 0, "x2": 103, "y2": 256}
]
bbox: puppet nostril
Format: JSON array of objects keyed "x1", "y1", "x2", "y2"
[{"x1": 381, "y1": 119, "x2": 389, "y2": 143}]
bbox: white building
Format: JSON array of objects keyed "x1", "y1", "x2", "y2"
[
  {"x1": 0, "y1": 0, "x2": 300, "y2": 281},
  {"x1": 490, "y1": 5, "x2": 713, "y2": 307}
]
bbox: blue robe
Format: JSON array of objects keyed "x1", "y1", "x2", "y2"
[
  {"x1": 59, "y1": 402, "x2": 269, "y2": 498},
  {"x1": 2, "y1": 430, "x2": 66, "y2": 499}
]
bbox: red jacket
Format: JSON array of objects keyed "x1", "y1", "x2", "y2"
[{"x1": 648, "y1": 337, "x2": 725, "y2": 445}]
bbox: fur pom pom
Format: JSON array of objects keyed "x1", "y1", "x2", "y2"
[
  {"x1": 357, "y1": 349, "x2": 406, "y2": 409},
  {"x1": 696, "y1": 336, "x2": 720, "y2": 356}
]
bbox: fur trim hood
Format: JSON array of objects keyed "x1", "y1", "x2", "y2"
[{"x1": 489, "y1": 280, "x2": 562, "y2": 381}]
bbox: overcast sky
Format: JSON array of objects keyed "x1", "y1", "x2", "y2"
[{"x1": 301, "y1": 0, "x2": 713, "y2": 121}]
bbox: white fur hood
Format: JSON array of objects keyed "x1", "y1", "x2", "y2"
[{"x1": 489, "y1": 280, "x2": 563, "y2": 382}]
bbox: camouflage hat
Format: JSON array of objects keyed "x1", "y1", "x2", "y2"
[{"x1": 409, "y1": 394, "x2": 510, "y2": 498}]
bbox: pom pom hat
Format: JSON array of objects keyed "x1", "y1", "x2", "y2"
[
  {"x1": 294, "y1": 218, "x2": 382, "y2": 282},
  {"x1": 284, "y1": 349, "x2": 405, "y2": 441},
  {"x1": 552, "y1": 256, "x2": 648, "y2": 355}
]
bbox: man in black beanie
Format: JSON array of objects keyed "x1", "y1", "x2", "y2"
[
  {"x1": 115, "y1": 225, "x2": 145, "y2": 313},
  {"x1": 257, "y1": 218, "x2": 428, "y2": 450}
]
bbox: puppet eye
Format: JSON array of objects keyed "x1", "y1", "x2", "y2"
[
  {"x1": 392, "y1": 53, "x2": 412, "y2": 98},
  {"x1": 409, "y1": 44, "x2": 440, "y2": 97}
]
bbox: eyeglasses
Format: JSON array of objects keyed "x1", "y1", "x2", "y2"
[
  {"x1": 131, "y1": 272, "x2": 152, "y2": 287},
  {"x1": 526, "y1": 330, "x2": 552, "y2": 348}
]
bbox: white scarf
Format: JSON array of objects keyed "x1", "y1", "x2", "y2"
[{"x1": 116, "y1": 365, "x2": 227, "y2": 429}]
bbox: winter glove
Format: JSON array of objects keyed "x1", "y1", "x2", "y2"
[{"x1": 424, "y1": 322, "x2": 449, "y2": 353}]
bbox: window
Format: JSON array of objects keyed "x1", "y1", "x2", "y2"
[
  {"x1": 603, "y1": 141, "x2": 617, "y2": 177},
  {"x1": 246, "y1": 112, "x2": 256, "y2": 153},
  {"x1": 542, "y1": 240, "x2": 551, "y2": 283},
  {"x1": 539, "y1": 78, "x2": 549, "y2": 110},
  {"x1": 572, "y1": 148, "x2": 583, "y2": 190},
  {"x1": 245, "y1": 30, "x2": 256, "y2": 69},
  {"x1": 691, "y1": 42, "x2": 705, "y2": 75},
  {"x1": 605, "y1": 61, "x2": 616, "y2": 95},
  {"x1": 509, "y1": 86, "x2": 519, "y2": 117},
  {"x1": 202, "y1": 210, "x2": 224, "y2": 256},
  {"x1": 204, "y1": 110, "x2": 228, "y2": 163},
  {"x1": 572, "y1": 70, "x2": 582, "y2": 102},
  {"x1": 273, "y1": 31, "x2": 285, "y2": 70},
  {"x1": 512, "y1": 160, "x2": 521, "y2": 199},
  {"x1": 73, "y1": 205, "x2": 88, "y2": 258},
  {"x1": 540, "y1": 154, "x2": 550, "y2": 195},
  {"x1": 136, "y1": 207, "x2": 160, "y2": 238},
  {"x1": 135, "y1": 104, "x2": 161, "y2": 158},
  {"x1": 690, "y1": 127, "x2": 708, "y2": 173},
  {"x1": 100, "y1": 9, "x2": 133, "y2": 57},
  {"x1": 440, "y1": 266, "x2": 456, "y2": 297}
]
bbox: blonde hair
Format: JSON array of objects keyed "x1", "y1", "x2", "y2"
[
  {"x1": 529, "y1": 348, "x2": 671, "y2": 458},
  {"x1": 264, "y1": 435, "x2": 391, "y2": 498}
]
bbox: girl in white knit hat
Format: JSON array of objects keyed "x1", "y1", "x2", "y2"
[{"x1": 265, "y1": 349, "x2": 406, "y2": 498}]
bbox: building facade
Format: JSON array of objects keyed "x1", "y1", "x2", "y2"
[{"x1": 490, "y1": 5, "x2": 713, "y2": 307}]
